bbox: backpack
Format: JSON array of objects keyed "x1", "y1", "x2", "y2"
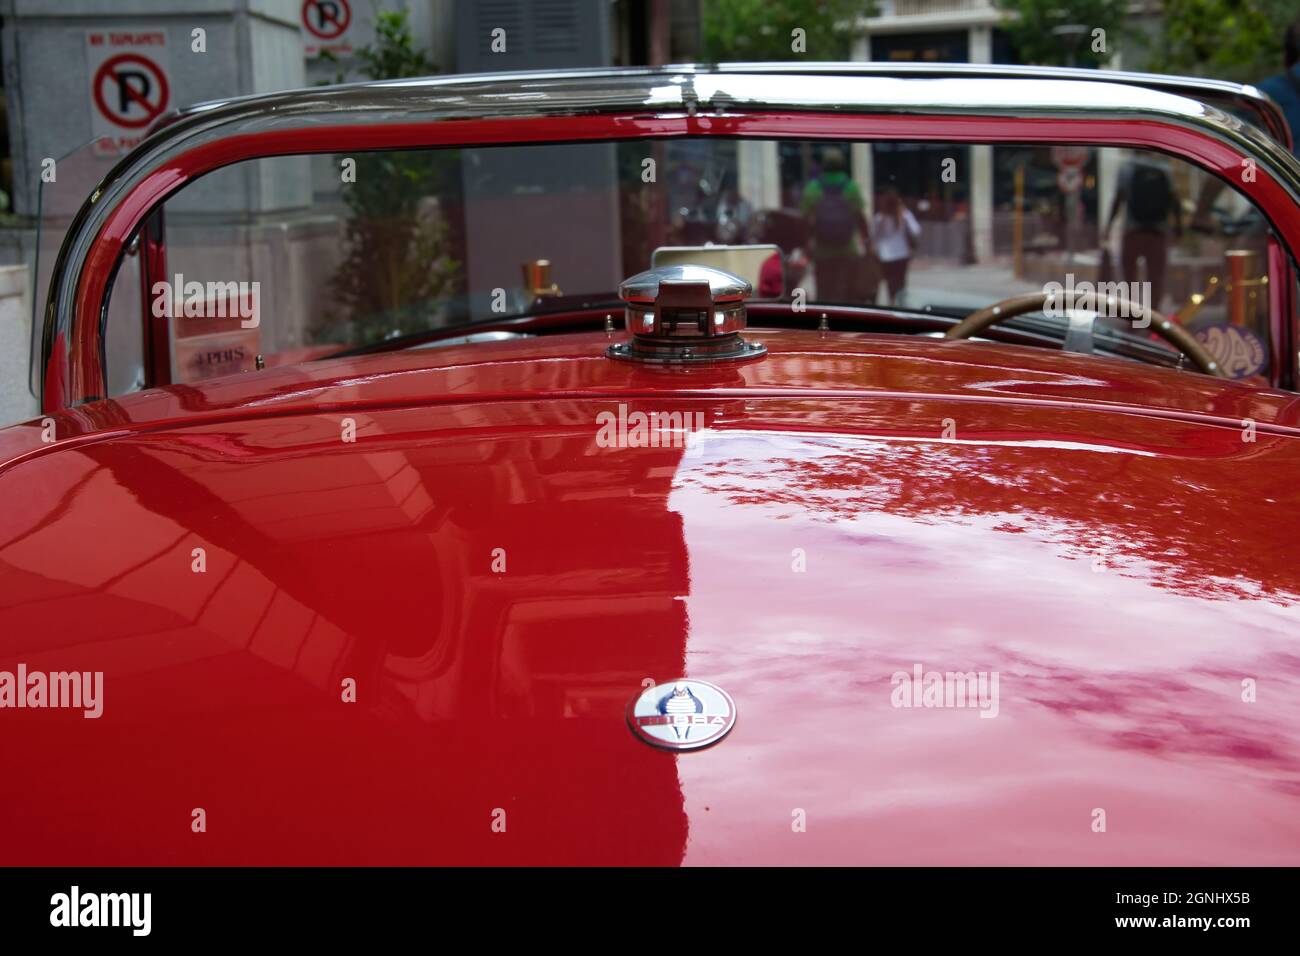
[
  {"x1": 813, "y1": 178, "x2": 856, "y2": 245},
  {"x1": 1126, "y1": 164, "x2": 1172, "y2": 228}
]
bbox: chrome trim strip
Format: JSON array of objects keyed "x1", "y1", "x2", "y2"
[
  {"x1": 43, "y1": 66, "x2": 1300, "y2": 403},
  {"x1": 711, "y1": 62, "x2": 1291, "y2": 145}
]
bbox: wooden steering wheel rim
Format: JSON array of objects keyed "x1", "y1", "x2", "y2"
[{"x1": 942, "y1": 291, "x2": 1225, "y2": 378}]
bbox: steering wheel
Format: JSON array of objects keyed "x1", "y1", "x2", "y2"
[{"x1": 943, "y1": 291, "x2": 1224, "y2": 378}]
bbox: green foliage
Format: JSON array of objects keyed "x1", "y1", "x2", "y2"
[
  {"x1": 1143, "y1": 0, "x2": 1291, "y2": 84},
  {"x1": 356, "y1": 9, "x2": 437, "y2": 80},
  {"x1": 701, "y1": 0, "x2": 874, "y2": 62},
  {"x1": 318, "y1": 9, "x2": 435, "y2": 82},
  {"x1": 994, "y1": 0, "x2": 1128, "y2": 68},
  {"x1": 323, "y1": 10, "x2": 460, "y2": 344}
]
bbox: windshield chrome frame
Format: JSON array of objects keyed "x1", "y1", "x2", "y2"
[{"x1": 41, "y1": 65, "x2": 1300, "y2": 410}]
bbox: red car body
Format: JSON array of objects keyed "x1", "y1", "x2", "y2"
[{"x1": 3, "y1": 66, "x2": 1300, "y2": 865}]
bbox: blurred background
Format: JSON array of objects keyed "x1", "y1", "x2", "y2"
[{"x1": 0, "y1": 0, "x2": 1295, "y2": 423}]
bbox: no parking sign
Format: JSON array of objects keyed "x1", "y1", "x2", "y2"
[
  {"x1": 302, "y1": 0, "x2": 354, "y2": 58},
  {"x1": 86, "y1": 29, "x2": 171, "y2": 157}
]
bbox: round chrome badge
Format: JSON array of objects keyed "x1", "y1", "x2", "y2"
[{"x1": 627, "y1": 679, "x2": 736, "y2": 751}]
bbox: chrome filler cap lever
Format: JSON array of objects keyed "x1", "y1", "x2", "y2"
[{"x1": 609, "y1": 264, "x2": 765, "y2": 364}]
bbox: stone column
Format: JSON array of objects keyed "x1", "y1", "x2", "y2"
[
  {"x1": 1097, "y1": 52, "x2": 1124, "y2": 257},
  {"x1": 851, "y1": 31, "x2": 874, "y2": 218},
  {"x1": 737, "y1": 141, "x2": 780, "y2": 216},
  {"x1": 968, "y1": 24, "x2": 994, "y2": 263}
]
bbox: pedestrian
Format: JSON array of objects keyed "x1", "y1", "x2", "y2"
[
  {"x1": 872, "y1": 187, "x2": 921, "y2": 305},
  {"x1": 1105, "y1": 158, "x2": 1181, "y2": 311},
  {"x1": 1259, "y1": 18, "x2": 1300, "y2": 158},
  {"x1": 801, "y1": 148, "x2": 871, "y2": 303}
]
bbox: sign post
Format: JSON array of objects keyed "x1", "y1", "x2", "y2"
[{"x1": 1051, "y1": 146, "x2": 1089, "y2": 262}]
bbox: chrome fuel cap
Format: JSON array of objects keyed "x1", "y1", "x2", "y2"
[{"x1": 608, "y1": 264, "x2": 766, "y2": 364}]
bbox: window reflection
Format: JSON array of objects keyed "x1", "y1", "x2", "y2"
[{"x1": 112, "y1": 137, "x2": 1291, "y2": 395}]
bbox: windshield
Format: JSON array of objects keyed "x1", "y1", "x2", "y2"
[{"x1": 92, "y1": 135, "x2": 1291, "y2": 392}]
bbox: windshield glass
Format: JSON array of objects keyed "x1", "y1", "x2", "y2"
[{"x1": 99, "y1": 136, "x2": 1289, "y2": 392}]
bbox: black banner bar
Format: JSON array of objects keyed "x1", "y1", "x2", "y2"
[{"x1": 0, "y1": 867, "x2": 1286, "y2": 942}]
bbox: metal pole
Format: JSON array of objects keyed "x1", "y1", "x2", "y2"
[{"x1": 1013, "y1": 163, "x2": 1024, "y2": 279}]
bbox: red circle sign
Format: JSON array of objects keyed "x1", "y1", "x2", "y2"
[
  {"x1": 302, "y1": 0, "x2": 352, "y2": 40},
  {"x1": 1057, "y1": 167, "x2": 1083, "y2": 193},
  {"x1": 92, "y1": 53, "x2": 169, "y2": 130}
]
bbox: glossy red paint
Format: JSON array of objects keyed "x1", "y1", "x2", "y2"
[
  {"x1": 50, "y1": 112, "x2": 1300, "y2": 410},
  {"x1": 4, "y1": 330, "x2": 1300, "y2": 865}
]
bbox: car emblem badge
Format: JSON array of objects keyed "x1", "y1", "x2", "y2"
[{"x1": 627, "y1": 679, "x2": 736, "y2": 751}]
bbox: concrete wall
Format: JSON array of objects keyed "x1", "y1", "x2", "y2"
[
  {"x1": 1, "y1": 0, "x2": 306, "y2": 216},
  {"x1": 453, "y1": 0, "x2": 620, "y2": 314},
  {"x1": 0, "y1": 0, "x2": 580, "y2": 425},
  {"x1": 0, "y1": 265, "x2": 37, "y2": 425},
  {"x1": 0, "y1": 0, "x2": 319, "y2": 425}
]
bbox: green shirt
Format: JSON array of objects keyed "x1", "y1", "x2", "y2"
[{"x1": 801, "y1": 171, "x2": 866, "y2": 257}]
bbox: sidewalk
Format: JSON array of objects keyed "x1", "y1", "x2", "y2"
[{"x1": 898, "y1": 258, "x2": 1042, "y2": 312}]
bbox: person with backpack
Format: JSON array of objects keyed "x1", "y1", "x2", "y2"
[
  {"x1": 1105, "y1": 158, "x2": 1182, "y2": 312},
  {"x1": 801, "y1": 148, "x2": 872, "y2": 303},
  {"x1": 1259, "y1": 18, "x2": 1300, "y2": 158},
  {"x1": 871, "y1": 186, "x2": 922, "y2": 305}
]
